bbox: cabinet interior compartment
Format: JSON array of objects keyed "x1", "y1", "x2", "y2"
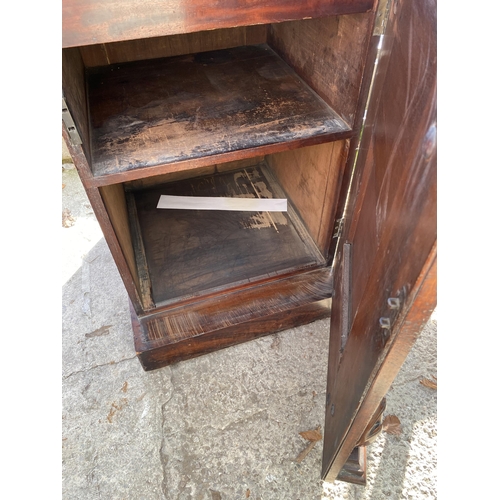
[
  {"x1": 65, "y1": 13, "x2": 372, "y2": 312},
  {"x1": 100, "y1": 137, "x2": 347, "y2": 311},
  {"x1": 125, "y1": 161, "x2": 327, "y2": 307}
]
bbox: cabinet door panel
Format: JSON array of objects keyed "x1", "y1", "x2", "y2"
[{"x1": 322, "y1": 0, "x2": 437, "y2": 482}]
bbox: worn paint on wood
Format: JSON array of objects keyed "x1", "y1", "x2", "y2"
[{"x1": 86, "y1": 44, "x2": 350, "y2": 180}]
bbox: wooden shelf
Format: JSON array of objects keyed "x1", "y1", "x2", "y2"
[
  {"x1": 127, "y1": 162, "x2": 325, "y2": 308},
  {"x1": 87, "y1": 44, "x2": 351, "y2": 185}
]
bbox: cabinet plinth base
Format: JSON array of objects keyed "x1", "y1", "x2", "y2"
[
  {"x1": 131, "y1": 268, "x2": 332, "y2": 370},
  {"x1": 336, "y1": 446, "x2": 367, "y2": 486}
]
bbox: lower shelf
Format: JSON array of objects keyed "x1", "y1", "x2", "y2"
[
  {"x1": 127, "y1": 162, "x2": 325, "y2": 308},
  {"x1": 132, "y1": 267, "x2": 332, "y2": 370}
]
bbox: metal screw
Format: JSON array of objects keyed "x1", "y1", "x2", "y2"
[
  {"x1": 387, "y1": 297, "x2": 400, "y2": 310},
  {"x1": 379, "y1": 317, "x2": 391, "y2": 329}
]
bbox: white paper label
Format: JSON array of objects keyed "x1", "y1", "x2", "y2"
[{"x1": 157, "y1": 195, "x2": 287, "y2": 212}]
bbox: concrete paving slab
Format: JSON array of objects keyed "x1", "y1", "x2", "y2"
[{"x1": 62, "y1": 165, "x2": 437, "y2": 499}]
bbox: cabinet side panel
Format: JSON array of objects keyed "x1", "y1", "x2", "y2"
[
  {"x1": 99, "y1": 184, "x2": 141, "y2": 292},
  {"x1": 79, "y1": 25, "x2": 268, "y2": 67},
  {"x1": 268, "y1": 13, "x2": 373, "y2": 128},
  {"x1": 267, "y1": 140, "x2": 347, "y2": 256},
  {"x1": 62, "y1": 47, "x2": 91, "y2": 158}
]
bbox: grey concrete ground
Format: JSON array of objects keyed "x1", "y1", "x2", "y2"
[{"x1": 62, "y1": 163, "x2": 437, "y2": 499}]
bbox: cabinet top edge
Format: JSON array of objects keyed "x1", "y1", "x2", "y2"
[{"x1": 62, "y1": 0, "x2": 375, "y2": 49}]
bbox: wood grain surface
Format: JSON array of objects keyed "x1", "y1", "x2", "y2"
[
  {"x1": 79, "y1": 25, "x2": 267, "y2": 67},
  {"x1": 63, "y1": 0, "x2": 375, "y2": 48},
  {"x1": 268, "y1": 13, "x2": 373, "y2": 127},
  {"x1": 129, "y1": 163, "x2": 325, "y2": 305},
  {"x1": 322, "y1": 0, "x2": 437, "y2": 480},
  {"x1": 132, "y1": 268, "x2": 333, "y2": 370},
  {"x1": 87, "y1": 44, "x2": 350, "y2": 181}
]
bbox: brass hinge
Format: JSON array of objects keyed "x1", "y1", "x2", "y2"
[
  {"x1": 333, "y1": 217, "x2": 345, "y2": 240},
  {"x1": 373, "y1": 0, "x2": 392, "y2": 36},
  {"x1": 62, "y1": 96, "x2": 82, "y2": 146}
]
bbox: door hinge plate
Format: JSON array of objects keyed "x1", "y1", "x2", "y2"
[
  {"x1": 333, "y1": 217, "x2": 345, "y2": 240},
  {"x1": 62, "y1": 97, "x2": 82, "y2": 146}
]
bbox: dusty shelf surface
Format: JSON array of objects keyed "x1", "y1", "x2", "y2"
[
  {"x1": 62, "y1": 166, "x2": 437, "y2": 499},
  {"x1": 87, "y1": 44, "x2": 351, "y2": 180},
  {"x1": 129, "y1": 162, "x2": 324, "y2": 305}
]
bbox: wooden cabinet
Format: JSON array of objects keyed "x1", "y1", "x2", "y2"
[{"x1": 62, "y1": 0, "x2": 436, "y2": 484}]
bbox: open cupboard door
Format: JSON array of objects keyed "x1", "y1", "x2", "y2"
[{"x1": 322, "y1": 0, "x2": 437, "y2": 484}]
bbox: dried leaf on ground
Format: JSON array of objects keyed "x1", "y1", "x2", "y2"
[
  {"x1": 299, "y1": 428, "x2": 322, "y2": 442},
  {"x1": 295, "y1": 441, "x2": 317, "y2": 463},
  {"x1": 420, "y1": 376, "x2": 437, "y2": 389},
  {"x1": 62, "y1": 208, "x2": 76, "y2": 228},
  {"x1": 85, "y1": 325, "x2": 112, "y2": 338},
  {"x1": 296, "y1": 425, "x2": 322, "y2": 463},
  {"x1": 246, "y1": 489, "x2": 250, "y2": 498},
  {"x1": 382, "y1": 415, "x2": 402, "y2": 436},
  {"x1": 62, "y1": 183, "x2": 66, "y2": 189}
]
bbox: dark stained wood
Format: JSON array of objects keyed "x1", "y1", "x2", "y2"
[
  {"x1": 322, "y1": 0, "x2": 437, "y2": 480},
  {"x1": 325, "y1": 20, "x2": 381, "y2": 264},
  {"x1": 323, "y1": 19, "x2": 381, "y2": 368},
  {"x1": 129, "y1": 163, "x2": 325, "y2": 306},
  {"x1": 268, "y1": 13, "x2": 374, "y2": 127},
  {"x1": 123, "y1": 157, "x2": 264, "y2": 191},
  {"x1": 62, "y1": 48, "x2": 90, "y2": 159},
  {"x1": 89, "y1": 132, "x2": 353, "y2": 188},
  {"x1": 267, "y1": 140, "x2": 348, "y2": 256},
  {"x1": 63, "y1": 0, "x2": 375, "y2": 48},
  {"x1": 355, "y1": 397, "x2": 386, "y2": 447},
  {"x1": 337, "y1": 446, "x2": 367, "y2": 485},
  {"x1": 79, "y1": 26, "x2": 267, "y2": 67},
  {"x1": 125, "y1": 192, "x2": 155, "y2": 310},
  {"x1": 325, "y1": 246, "x2": 436, "y2": 482},
  {"x1": 78, "y1": 44, "x2": 109, "y2": 68},
  {"x1": 124, "y1": 165, "x2": 216, "y2": 192},
  {"x1": 99, "y1": 183, "x2": 141, "y2": 294},
  {"x1": 215, "y1": 157, "x2": 266, "y2": 173},
  {"x1": 132, "y1": 269, "x2": 333, "y2": 370},
  {"x1": 87, "y1": 44, "x2": 351, "y2": 183}
]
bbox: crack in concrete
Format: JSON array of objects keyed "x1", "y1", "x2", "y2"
[
  {"x1": 159, "y1": 366, "x2": 176, "y2": 500},
  {"x1": 62, "y1": 355, "x2": 137, "y2": 380},
  {"x1": 221, "y1": 409, "x2": 268, "y2": 432}
]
